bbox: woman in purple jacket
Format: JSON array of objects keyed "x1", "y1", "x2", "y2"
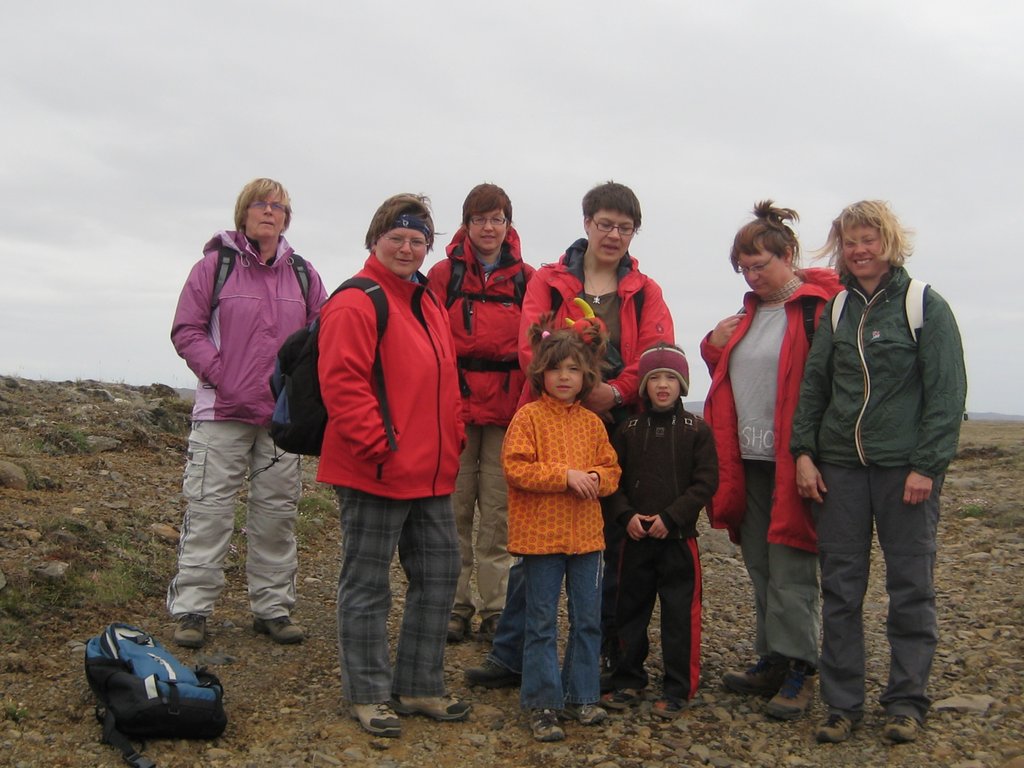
[{"x1": 166, "y1": 178, "x2": 327, "y2": 649}]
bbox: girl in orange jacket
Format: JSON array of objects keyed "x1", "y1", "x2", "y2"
[{"x1": 502, "y1": 314, "x2": 621, "y2": 741}]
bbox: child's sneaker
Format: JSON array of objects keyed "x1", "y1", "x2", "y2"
[
  {"x1": 600, "y1": 688, "x2": 643, "y2": 710},
  {"x1": 530, "y1": 709, "x2": 565, "y2": 742},
  {"x1": 652, "y1": 696, "x2": 687, "y2": 719},
  {"x1": 561, "y1": 703, "x2": 608, "y2": 725}
]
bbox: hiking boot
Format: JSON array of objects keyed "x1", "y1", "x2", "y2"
[
  {"x1": 722, "y1": 656, "x2": 787, "y2": 696},
  {"x1": 477, "y1": 613, "x2": 501, "y2": 641},
  {"x1": 882, "y1": 715, "x2": 920, "y2": 744},
  {"x1": 815, "y1": 713, "x2": 862, "y2": 744},
  {"x1": 765, "y1": 661, "x2": 815, "y2": 720},
  {"x1": 173, "y1": 614, "x2": 207, "y2": 648},
  {"x1": 465, "y1": 658, "x2": 521, "y2": 689},
  {"x1": 253, "y1": 616, "x2": 305, "y2": 644},
  {"x1": 601, "y1": 688, "x2": 643, "y2": 710},
  {"x1": 530, "y1": 709, "x2": 565, "y2": 742},
  {"x1": 447, "y1": 614, "x2": 469, "y2": 643},
  {"x1": 561, "y1": 703, "x2": 608, "y2": 725},
  {"x1": 351, "y1": 702, "x2": 401, "y2": 738},
  {"x1": 392, "y1": 694, "x2": 471, "y2": 722},
  {"x1": 652, "y1": 696, "x2": 687, "y2": 719}
]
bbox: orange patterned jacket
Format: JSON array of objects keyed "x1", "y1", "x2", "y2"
[{"x1": 502, "y1": 394, "x2": 621, "y2": 555}]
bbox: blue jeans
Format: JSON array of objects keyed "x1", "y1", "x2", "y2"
[
  {"x1": 487, "y1": 557, "x2": 525, "y2": 673},
  {"x1": 520, "y1": 551, "x2": 602, "y2": 710}
]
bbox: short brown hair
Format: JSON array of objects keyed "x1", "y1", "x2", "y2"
[
  {"x1": 462, "y1": 183, "x2": 512, "y2": 227},
  {"x1": 729, "y1": 200, "x2": 800, "y2": 271},
  {"x1": 818, "y1": 200, "x2": 913, "y2": 277},
  {"x1": 234, "y1": 177, "x2": 292, "y2": 231},
  {"x1": 582, "y1": 181, "x2": 642, "y2": 230},
  {"x1": 364, "y1": 193, "x2": 435, "y2": 251},
  {"x1": 525, "y1": 314, "x2": 605, "y2": 400}
]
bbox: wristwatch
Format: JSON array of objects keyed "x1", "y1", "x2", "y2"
[{"x1": 610, "y1": 384, "x2": 623, "y2": 406}]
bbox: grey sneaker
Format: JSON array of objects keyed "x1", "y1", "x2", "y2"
[
  {"x1": 816, "y1": 713, "x2": 862, "y2": 744},
  {"x1": 882, "y1": 715, "x2": 920, "y2": 744},
  {"x1": 173, "y1": 614, "x2": 207, "y2": 648},
  {"x1": 352, "y1": 702, "x2": 401, "y2": 738},
  {"x1": 253, "y1": 616, "x2": 305, "y2": 644},
  {"x1": 530, "y1": 709, "x2": 565, "y2": 742},
  {"x1": 561, "y1": 703, "x2": 608, "y2": 725}
]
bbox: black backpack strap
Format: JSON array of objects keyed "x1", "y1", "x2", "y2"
[
  {"x1": 338, "y1": 278, "x2": 397, "y2": 452},
  {"x1": 800, "y1": 295, "x2": 818, "y2": 345},
  {"x1": 290, "y1": 253, "x2": 310, "y2": 302},
  {"x1": 99, "y1": 707, "x2": 156, "y2": 768},
  {"x1": 445, "y1": 259, "x2": 467, "y2": 309},
  {"x1": 210, "y1": 247, "x2": 236, "y2": 310}
]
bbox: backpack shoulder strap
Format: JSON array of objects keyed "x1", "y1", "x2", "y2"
[
  {"x1": 445, "y1": 259, "x2": 467, "y2": 309},
  {"x1": 633, "y1": 283, "x2": 645, "y2": 326},
  {"x1": 336, "y1": 278, "x2": 396, "y2": 451},
  {"x1": 290, "y1": 253, "x2": 310, "y2": 302},
  {"x1": 905, "y1": 278, "x2": 928, "y2": 343},
  {"x1": 211, "y1": 247, "x2": 236, "y2": 310},
  {"x1": 800, "y1": 295, "x2": 818, "y2": 345},
  {"x1": 830, "y1": 290, "x2": 849, "y2": 332}
]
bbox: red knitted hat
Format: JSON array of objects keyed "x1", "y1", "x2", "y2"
[{"x1": 638, "y1": 343, "x2": 689, "y2": 397}]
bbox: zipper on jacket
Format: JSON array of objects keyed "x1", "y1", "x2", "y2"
[{"x1": 852, "y1": 288, "x2": 885, "y2": 466}]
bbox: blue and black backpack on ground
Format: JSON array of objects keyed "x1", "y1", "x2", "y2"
[
  {"x1": 84, "y1": 623, "x2": 227, "y2": 768},
  {"x1": 269, "y1": 276, "x2": 396, "y2": 456}
]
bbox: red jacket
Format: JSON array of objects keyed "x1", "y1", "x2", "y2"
[
  {"x1": 518, "y1": 239, "x2": 674, "y2": 408},
  {"x1": 317, "y1": 255, "x2": 464, "y2": 499},
  {"x1": 426, "y1": 227, "x2": 535, "y2": 427},
  {"x1": 700, "y1": 268, "x2": 842, "y2": 553}
]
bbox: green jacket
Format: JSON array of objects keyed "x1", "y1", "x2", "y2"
[{"x1": 790, "y1": 266, "x2": 967, "y2": 478}]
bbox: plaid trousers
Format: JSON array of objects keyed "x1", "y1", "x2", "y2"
[{"x1": 334, "y1": 487, "x2": 459, "y2": 703}]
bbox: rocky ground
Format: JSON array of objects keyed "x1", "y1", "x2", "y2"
[{"x1": 0, "y1": 377, "x2": 1022, "y2": 768}]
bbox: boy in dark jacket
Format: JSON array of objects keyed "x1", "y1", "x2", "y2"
[{"x1": 601, "y1": 343, "x2": 718, "y2": 718}]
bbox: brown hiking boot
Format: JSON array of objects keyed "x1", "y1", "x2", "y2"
[
  {"x1": 447, "y1": 614, "x2": 469, "y2": 643},
  {"x1": 815, "y1": 713, "x2": 862, "y2": 744},
  {"x1": 765, "y1": 661, "x2": 815, "y2": 720},
  {"x1": 882, "y1": 715, "x2": 920, "y2": 744},
  {"x1": 173, "y1": 614, "x2": 207, "y2": 648},
  {"x1": 253, "y1": 616, "x2": 305, "y2": 644},
  {"x1": 722, "y1": 656, "x2": 787, "y2": 696}
]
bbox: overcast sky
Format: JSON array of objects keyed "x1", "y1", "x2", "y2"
[{"x1": 2, "y1": 1, "x2": 1021, "y2": 414}]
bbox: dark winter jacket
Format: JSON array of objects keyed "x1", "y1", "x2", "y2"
[
  {"x1": 603, "y1": 401, "x2": 719, "y2": 539},
  {"x1": 790, "y1": 266, "x2": 967, "y2": 478}
]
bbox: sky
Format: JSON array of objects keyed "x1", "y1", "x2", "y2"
[{"x1": 2, "y1": 1, "x2": 1022, "y2": 414}]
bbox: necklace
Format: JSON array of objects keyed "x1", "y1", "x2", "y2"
[{"x1": 584, "y1": 275, "x2": 617, "y2": 304}]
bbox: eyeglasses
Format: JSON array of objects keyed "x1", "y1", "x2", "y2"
[
  {"x1": 382, "y1": 234, "x2": 428, "y2": 251},
  {"x1": 469, "y1": 216, "x2": 508, "y2": 227},
  {"x1": 738, "y1": 259, "x2": 774, "y2": 275},
  {"x1": 248, "y1": 201, "x2": 288, "y2": 213},
  {"x1": 592, "y1": 220, "x2": 635, "y2": 236}
]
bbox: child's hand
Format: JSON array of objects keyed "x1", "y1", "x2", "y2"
[
  {"x1": 626, "y1": 515, "x2": 649, "y2": 540},
  {"x1": 646, "y1": 516, "x2": 670, "y2": 539},
  {"x1": 567, "y1": 469, "x2": 600, "y2": 500}
]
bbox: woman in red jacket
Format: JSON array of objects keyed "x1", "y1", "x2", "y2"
[
  {"x1": 701, "y1": 201, "x2": 841, "y2": 721},
  {"x1": 317, "y1": 194, "x2": 469, "y2": 738},
  {"x1": 426, "y1": 184, "x2": 535, "y2": 643}
]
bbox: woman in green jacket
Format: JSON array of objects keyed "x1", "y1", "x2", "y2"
[{"x1": 790, "y1": 200, "x2": 966, "y2": 747}]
